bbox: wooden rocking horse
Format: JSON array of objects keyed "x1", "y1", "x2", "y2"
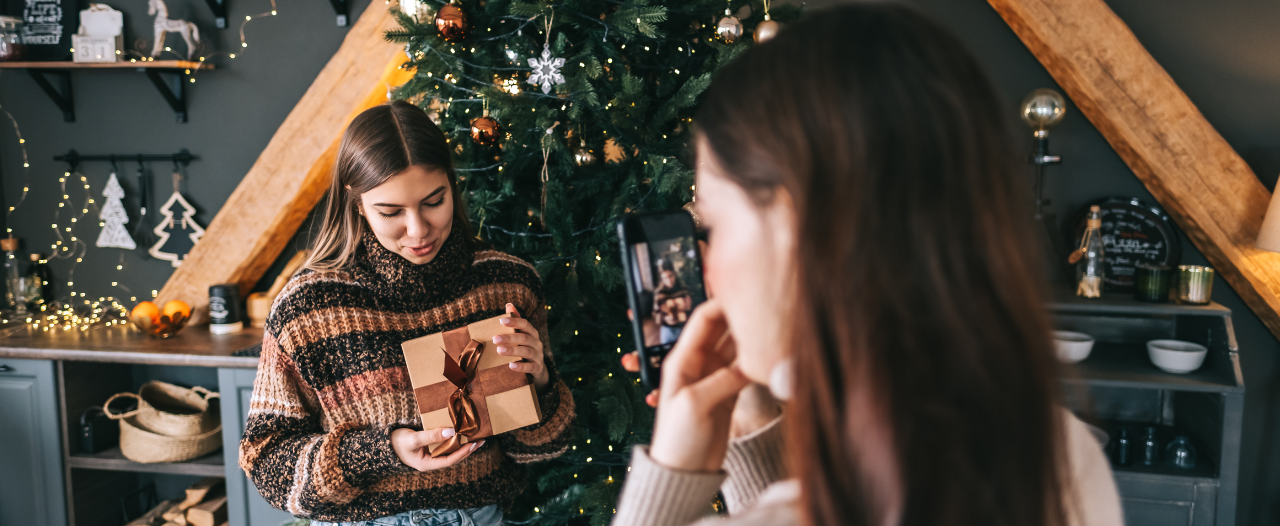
[{"x1": 148, "y1": 0, "x2": 200, "y2": 59}]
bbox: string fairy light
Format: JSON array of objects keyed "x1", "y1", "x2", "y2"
[{"x1": 114, "y1": 0, "x2": 282, "y2": 83}]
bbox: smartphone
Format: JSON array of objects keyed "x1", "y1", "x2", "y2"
[{"x1": 618, "y1": 211, "x2": 708, "y2": 388}]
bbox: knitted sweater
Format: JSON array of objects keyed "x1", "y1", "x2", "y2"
[{"x1": 239, "y1": 229, "x2": 575, "y2": 522}]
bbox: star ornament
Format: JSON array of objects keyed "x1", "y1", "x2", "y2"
[{"x1": 527, "y1": 43, "x2": 566, "y2": 94}]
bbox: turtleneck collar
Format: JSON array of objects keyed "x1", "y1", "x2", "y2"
[{"x1": 352, "y1": 226, "x2": 473, "y2": 298}]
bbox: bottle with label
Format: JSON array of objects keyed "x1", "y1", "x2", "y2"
[
  {"x1": 1075, "y1": 205, "x2": 1105, "y2": 298},
  {"x1": 24, "y1": 253, "x2": 53, "y2": 309}
]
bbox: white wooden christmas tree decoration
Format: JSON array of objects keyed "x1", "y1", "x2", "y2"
[
  {"x1": 149, "y1": 173, "x2": 204, "y2": 267},
  {"x1": 96, "y1": 173, "x2": 137, "y2": 249},
  {"x1": 148, "y1": 0, "x2": 201, "y2": 60}
]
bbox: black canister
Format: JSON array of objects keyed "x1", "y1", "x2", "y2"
[{"x1": 208, "y1": 283, "x2": 243, "y2": 334}]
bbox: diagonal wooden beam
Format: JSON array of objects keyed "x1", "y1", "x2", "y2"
[
  {"x1": 156, "y1": 1, "x2": 412, "y2": 319},
  {"x1": 989, "y1": 0, "x2": 1280, "y2": 340}
]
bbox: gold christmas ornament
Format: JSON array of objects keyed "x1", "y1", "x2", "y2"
[
  {"x1": 470, "y1": 116, "x2": 500, "y2": 146},
  {"x1": 714, "y1": 8, "x2": 743, "y2": 44},
  {"x1": 753, "y1": 17, "x2": 779, "y2": 42},
  {"x1": 435, "y1": 3, "x2": 468, "y2": 42},
  {"x1": 573, "y1": 148, "x2": 596, "y2": 166}
]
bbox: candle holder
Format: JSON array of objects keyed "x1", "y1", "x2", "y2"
[
  {"x1": 1134, "y1": 264, "x2": 1172, "y2": 302},
  {"x1": 1177, "y1": 265, "x2": 1214, "y2": 305}
]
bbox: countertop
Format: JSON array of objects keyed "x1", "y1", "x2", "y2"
[{"x1": 0, "y1": 324, "x2": 263, "y2": 368}]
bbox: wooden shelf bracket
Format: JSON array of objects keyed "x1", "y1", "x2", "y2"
[
  {"x1": 203, "y1": 0, "x2": 228, "y2": 28},
  {"x1": 328, "y1": 0, "x2": 349, "y2": 27},
  {"x1": 28, "y1": 70, "x2": 74, "y2": 122},
  {"x1": 143, "y1": 69, "x2": 189, "y2": 123}
]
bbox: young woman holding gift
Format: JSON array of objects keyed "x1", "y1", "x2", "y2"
[
  {"x1": 613, "y1": 4, "x2": 1122, "y2": 526},
  {"x1": 240, "y1": 101, "x2": 575, "y2": 526}
]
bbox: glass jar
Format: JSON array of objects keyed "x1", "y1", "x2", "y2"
[{"x1": 0, "y1": 16, "x2": 25, "y2": 61}]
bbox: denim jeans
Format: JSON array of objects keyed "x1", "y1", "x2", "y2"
[{"x1": 309, "y1": 505, "x2": 503, "y2": 526}]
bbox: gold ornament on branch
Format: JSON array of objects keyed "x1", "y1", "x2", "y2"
[
  {"x1": 753, "y1": 0, "x2": 778, "y2": 42},
  {"x1": 574, "y1": 148, "x2": 597, "y2": 166},
  {"x1": 714, "y1": 7, "x2": 743, "y2": 44},
  {"x1": 470, "y1": 97, "x2": 499, "y2": 146},
  {"x1": 435, "y1": 2, "x2": 468, "y2": 42}
]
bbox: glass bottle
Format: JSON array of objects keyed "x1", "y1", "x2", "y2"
[
  {"x1": 1113, "y1": 428, "x2": 1132, "y2": 466},
  {"x1": 1076, "y1": 205, "x2": 1105, "y2": 298},
  {"x1": 1165, "y1": 436, "x2": 1196, "y2": 469},
  {"x1": 24, "y1": 253, "x2": 52, "y2": 309},
  {"x1": 1141, "y1": 426, "x2": 1159, "y2": 466},
  {"x1": 1, "y1": 237, "x2": 20, "y2": 312}
]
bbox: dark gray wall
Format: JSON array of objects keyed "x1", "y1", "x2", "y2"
[
  {"x1": 883, "y1": 0, "x2": 1280, "y2": 523},
  {"x1": 0, "y1": 0, "x2": 369, "y2": 302},
  {"x1": 1, "y1": 0, "x2": 1278, "y2": 524}
]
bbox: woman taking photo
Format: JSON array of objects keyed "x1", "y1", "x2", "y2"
[
  {"x1": 615, "y1": 4, "x2": 1122, "y2": 526},
  {"x1": 240, "y1": 101, "x2": 575, "y2": 526}
]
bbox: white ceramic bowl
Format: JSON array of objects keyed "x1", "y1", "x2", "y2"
[
  {"x1": 1147, "y1": 339, "x2": 1208, "y2": 374},
  {"x1": 1053, "y1": 330, "x2": 1095, "y2": 363}
]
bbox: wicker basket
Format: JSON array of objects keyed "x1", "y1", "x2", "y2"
[{"x1": 104, "y1": 382, "x2": 222, "y2": 463}]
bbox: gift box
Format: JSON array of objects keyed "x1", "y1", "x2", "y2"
[{"x1": 401, "y1": 314, "x2": 543, "y2": 456}]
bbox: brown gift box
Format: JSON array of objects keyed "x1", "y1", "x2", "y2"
[{"x1": 401, "y1": 314, "x2": 543, "y2": 454}]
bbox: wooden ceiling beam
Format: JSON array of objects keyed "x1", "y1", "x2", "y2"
[
  {"x1": 989, "y1": 0, "x2": 1280, "y2": 339},
  {"x1": 156, "y1": 0, "x2": 412, "y2": 319}
]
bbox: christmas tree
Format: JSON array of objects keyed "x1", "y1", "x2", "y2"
[
  {"x1": 96, "y1": 174, "x2": 137, "y2": 250},
  {"x1": 388, "y1": 1, "x2": 797, "y2": 523}
]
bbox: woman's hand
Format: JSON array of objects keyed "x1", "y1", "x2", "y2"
[
  {"x1": 495, "y1": 303, "x2": 551, "y2": 391},
  {"x1": 648, "y1": 300, "x2": 751, "y2": 472},
  {"x1": 622, "y1": 353, "x2": 780, "y2": 439},
  {"x1": 390, "y1": 427, "x2": 484, "y2": 471}
]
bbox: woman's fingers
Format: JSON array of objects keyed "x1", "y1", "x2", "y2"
[
  {"x1": 621, "y1": 351, "x2": 640, "y2": 372},
  {"x1": 645, "y1": 389, "x2": 659, "y2": 408},
  {"x1": 685, "y1": 365, "x2": 750, "y2": 411},
  {"x1": 422, "y1": 439, "x2": 484, "y2": 470},
  {"x1": 660, "y1": 300, "x2": 732, "y2": 391},
  {"x1": 493, "y1": 332, "x2": 540, "y2": 350},
  {"x1": 499, "y1": 314, "x2": 535, "y2": 334},
  {"x1": 508, "y1": 360, "x2": 542, "y2": 374}
]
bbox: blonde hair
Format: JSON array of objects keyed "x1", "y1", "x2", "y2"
[{"x1": 302, "y1": 101, "x2": 476, "y2": 272}]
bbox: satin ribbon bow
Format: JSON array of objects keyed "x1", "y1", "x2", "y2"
[{"x1": 429, "y1": 339, "x2": 486, "y2": 458}]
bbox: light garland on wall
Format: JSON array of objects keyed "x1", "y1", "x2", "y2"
[{"x1": 113, "y1": 0, "x2": 282, "y2": 84}]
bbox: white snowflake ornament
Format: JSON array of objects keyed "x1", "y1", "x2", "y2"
[{"x1": 527, "y1": 43, "x2": 565, "y2": 94}]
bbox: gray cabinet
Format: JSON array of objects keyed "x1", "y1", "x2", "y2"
[
  {"x1": 1052, "y1": 293, "x2": 1243, "y2": 526},
  {"x1": 0, "y1": 358, "x2": 68, "y2": 526},
  {"x1": 218, "y1": 367, "x2": 296, "y2": 526}
]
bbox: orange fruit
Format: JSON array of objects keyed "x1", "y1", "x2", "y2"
[
  {"x1": 163, "y1": 300, "x2": 191, "y2": 321},
  {"x1": 131, "y1": 301, "x2": 161, "y2": 325}
]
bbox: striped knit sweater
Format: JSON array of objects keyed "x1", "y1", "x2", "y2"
[{"x1": 239, "y1": 228, "x2": 575, "y2": 522}]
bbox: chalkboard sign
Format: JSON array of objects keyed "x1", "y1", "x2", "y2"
[
  {"x1": 1072, "y1": 197, "x2": 1181, "y2": 292},
  {"x1": 21, "y1": 0, "x2": 76, "y2": 60}
]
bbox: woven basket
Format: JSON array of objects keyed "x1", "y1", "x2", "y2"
[{"x1": 104, "y1": 382, "x2": 222, "y2": 463}]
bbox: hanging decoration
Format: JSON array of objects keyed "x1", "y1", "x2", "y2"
[
  {"x1": 434, "y1": 1, "x2": 468, "y2": 42},
  {"x1": 132, "y1": 160, "x2": 156, "y2": 251},
  {"x1": 147, "y1": 0, "x2": 201, "y2": 60},
  {"x1": 526, "y1": 11, "x2": 565, "y2": 94},
  {"x1": 753, "y1": 0, "x2": 779, "y2": 42},
  {"x1": 470, "y1": 97, "x2": 500, "y2": 146},
  {"x1": 714, "y1": 2, "x2": 743, "y2": 44},
  {"x1": 96, "y1": 169, "x2": 136, "y2": 249},
  {"x1": 149, "y1": 170, "x2": 204, "y2": 267}
]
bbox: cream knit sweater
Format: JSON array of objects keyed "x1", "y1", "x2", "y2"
[{"x1": 614, "y1": 411, "x2": 1123, "y2": 526}]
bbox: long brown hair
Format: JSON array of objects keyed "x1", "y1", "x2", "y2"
[
  {"x1": 304, "y1": 100, "x2": 477, "y2": 271},
  {"x1": 698, "y1": 4, "x2": 1068, "y2": 526}
]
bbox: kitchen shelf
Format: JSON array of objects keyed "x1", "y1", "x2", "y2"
[
  {"x1": 1063, "y1": 342, "x2": 1242, "y2": 393},
  {"x1": 0, "y1": 60, "x2": 215, "y2": 123},
  {"x1": 68, "y1": 446, "x2": 224, "y2": 477}
]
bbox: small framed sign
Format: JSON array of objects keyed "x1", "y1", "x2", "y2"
[{"x1": 1071, "y1": 197, "x2": 1181, "y2": 292}]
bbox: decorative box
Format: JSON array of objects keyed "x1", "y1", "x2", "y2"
[
  {"x1": 72, "y1": 4, "x2": 122, "y2": 63},
  {"x1": 401, "y1": 314, "x2": 543, "y2": 455}
]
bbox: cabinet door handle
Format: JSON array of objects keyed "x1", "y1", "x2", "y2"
[{"x1": 0, "y1": 365, "x2": 12, "y2": 372}]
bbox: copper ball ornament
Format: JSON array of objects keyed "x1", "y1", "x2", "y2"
[
  {"x1": 714, "y1": 13, "x2": 743, "y2": 44},
  {"x1": 434, "y1": 4, "x2": 469, "y2": 42},
  {"x1": 573, "y1": 148, "x2": 597, "y2": 166},
  {"x1": 753, "y1": 18, "x2": 779, "y2": 42},
  {"x1": 470, "y1": 116, "x2": 500, "y2": 146}
]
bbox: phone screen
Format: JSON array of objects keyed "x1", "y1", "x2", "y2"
[{"x1": 619, "y1": 212, "x2": 707, "y2": 386}]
